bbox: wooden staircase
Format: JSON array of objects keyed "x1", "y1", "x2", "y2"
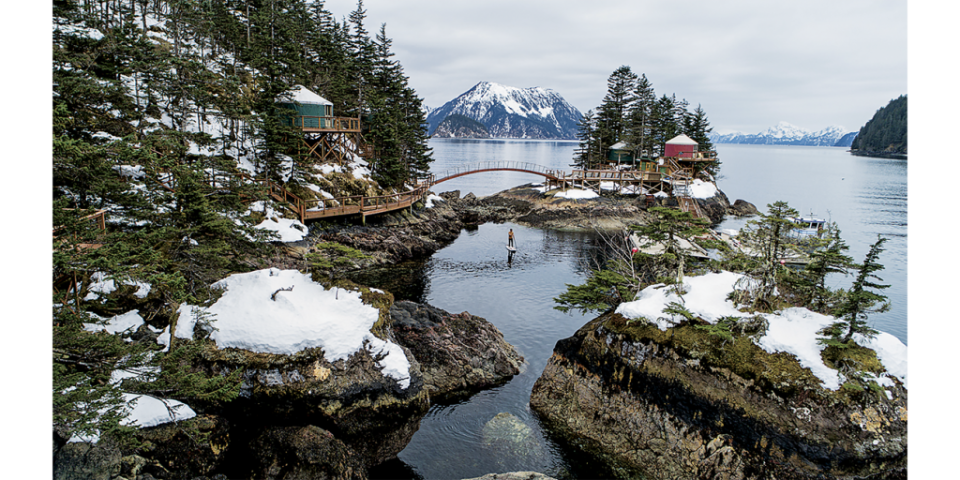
[
  {"x1": 677, "y1": 196, "x2": 706, "y2": 220},
  {"x1": 664, "y1": 159, "x2": 707, "y2": 220},
  {"x1": 261, "y1": 178, "x2": 432, "y2": 223}
]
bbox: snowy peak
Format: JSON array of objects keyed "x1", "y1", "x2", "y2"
[
  {"x1": 426, "y1": 81, "x2": 582, "y2": 140},
  {"x1": 761, "y1": 121, "x2": 806, "y2": 139},
  {"x1": 711, "y1": 122, "x2": 854, "y2": 147}
]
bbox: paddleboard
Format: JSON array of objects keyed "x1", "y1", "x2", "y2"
[{"x1": 506, "y1": 245, "x2": 517, "y2": 252}]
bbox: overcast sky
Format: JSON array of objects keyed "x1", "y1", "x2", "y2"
[{"x1": 321, "y1": 0, "x2": 906, "y2": 134}]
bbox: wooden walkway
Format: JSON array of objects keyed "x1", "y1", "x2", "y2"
[
  {"x1": 432, "y1": 161, "x2": 565, "y2": 184},
  {"x1": 263, "y1": 178, "x2": 431, "y2": 223},
  {"x1": 120, "y1": 159, "x2": 711, "y2": 223}
]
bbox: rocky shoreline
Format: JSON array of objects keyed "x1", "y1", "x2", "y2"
[
  {"x1": 54, "y1": 183, "x2": 761, "y2": 480},
  {"x1": 530, "y1": 312, "x2": 907, "y2": 480},
  {"x1": 304, "y1": 183, "x2": 755, "y2": 268}
]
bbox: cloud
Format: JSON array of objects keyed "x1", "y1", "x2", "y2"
[{"x1": 322, "y1": 0, "x2": 906, "y2": 133}]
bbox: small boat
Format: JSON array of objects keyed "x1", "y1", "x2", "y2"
[{"x1": 789, "y1": 214, "x2": 826, "y2": 238}]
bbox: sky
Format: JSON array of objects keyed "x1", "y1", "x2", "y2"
[{"x1": 321, "y1": 0, "x2": 907, "y2": 134}]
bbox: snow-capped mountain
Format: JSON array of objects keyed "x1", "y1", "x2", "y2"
[
  {"x1": 710, "y1": 122, "x2": 855, "y2": 147},
  {"x1": 426, "y1": 82, "x2": 582, "y2": 140}
]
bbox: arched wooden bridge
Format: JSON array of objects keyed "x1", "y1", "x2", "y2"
[
  {"x1": 431, "y1": 161, "x2": 566, "y2": 184},
  {"x1": 260, "y1": 159, "x2": 707, "y2": 222},
  {"x1": 263, "y1": 161, "x2": 572, "y2": 223}
]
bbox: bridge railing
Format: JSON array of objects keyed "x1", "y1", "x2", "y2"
[{"x1": 431, "y1": 161, "x2": 565, "y2": 183}]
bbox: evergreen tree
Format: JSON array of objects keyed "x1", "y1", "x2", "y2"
[
  {"x1": 364, "y1": 23, "x2": 432, "y2": 187},
  {"x1": 572, "y1": 109, "x2": 598, "y2": 170},
  {"x1": 799, "y1": 225, "x2": 854, "y2": 311},
  {"x1": 649, "y1": 94, "x2": 678, "y2": 157},
  {"x1": 625, "y1": 73, "x2": 656, "y2": 158},
  {"x1": 631, "y1": 207, "x2": 710, "y2": 287},
  {"x1": 595, "y1": 66, "x2": 637, "y2": 153},
  {"x1": 731, "y1": 201, "x2": 800, "y2": 309},
  {"x1": 851, "y1": 95, "x2": 907, "y2": 155},
  {"x1": 682, "y1": 104, "x2": 720, "y2": 177},
  {"x1": 346, "y1": 0, "x2": 377, "y2": 117},
  {"x1": 819, "y1": 236, "x2": 890, "y2": 345}
]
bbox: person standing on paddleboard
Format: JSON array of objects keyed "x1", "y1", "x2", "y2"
[{"x1": 508, "y1": 229, "x2": 515, "y2": 249}]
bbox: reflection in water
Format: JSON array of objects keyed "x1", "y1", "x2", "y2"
[{"x1": 356, "y1": 222, "x2": 633, "y2": 479}]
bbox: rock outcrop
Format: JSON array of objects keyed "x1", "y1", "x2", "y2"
[
  {"x1": 446, "y1": 184, "x2": 735, "y2": 230},
  {"x1": 250, "y1": 425, "x2": 367, "y2": 480},
  {"x1": 185, "y1": 287, "x2": 429, "y2": 472},
  {"x1": 729, "y1": 199, "x2": 760, "y2": 217},
  {"x1": 61, "y1": 285, "x2": 530, "y2": 479},
  {"x1": 390, "y1": 301, "x2": 524, "y2": 399},
  {"x1": 530, "y1": 312, "x2": 907, "y2": 479},
  {"x1": 314, "y1": 195, "x2": 465, "y2": 267}
]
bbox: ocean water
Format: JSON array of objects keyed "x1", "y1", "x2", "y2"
[{"x1": 359, "y1": 139, "x2": 908, "y2": 479}]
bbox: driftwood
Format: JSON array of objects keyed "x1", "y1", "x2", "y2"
[{"x1": 271, "y1": 285, "x2": 294, "y2": 301}]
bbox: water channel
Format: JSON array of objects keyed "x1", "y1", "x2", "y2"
[{"x1": 360, "y1": 139, "x2": 908, "y2": 479}]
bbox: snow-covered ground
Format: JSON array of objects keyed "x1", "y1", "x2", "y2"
[
  {"x1": 687, "y1": 179, "x2": 718, "y2": 199},
  {"x1": 84, "y1": 272, "x2": 152, "y2": 301},
  {"x1": 614, "y1": 271, "x2": 907, "y2": 391},
  {"x1": 68, "y1": 392, "x2": 197, "y2": 444},
  {"x1": 424, "y1": 194, "x2": 445, "y2": 208},
  {"x1": 554, "y1": 188, "x2": 600, "y2": 200},
  {"x1": 159, "y1": 268, "x2": 411, "y2": 388},
  {"x1": 245, "y1": 201, "x2": 309, "y2": 243}
]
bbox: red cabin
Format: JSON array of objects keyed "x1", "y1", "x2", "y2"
[{"x1": 664, "y1": 134, "x2": 698, "y2": 158}]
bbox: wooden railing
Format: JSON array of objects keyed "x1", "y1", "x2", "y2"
[
  {"x1": 569, "y1": 169, "x2": 662, "y2": 181},
  {"x1": 683, "y1": 197, "x2": 705, "y2": 219},
  {"x1": 664, "y1": 151, "x2": 717, "y2": 162},
  {"x1": 257, "y1": 177, "x2": 431, "y2": 222},
  {"x1": 54, "y1": 209, "x2": 107, "y2": 243},
  {"x1": 290, "y1": 116, "x2": 361, "y2": 132},
  {"x1": 432, "y1": 161, "x2": 564, "y2": 184}
]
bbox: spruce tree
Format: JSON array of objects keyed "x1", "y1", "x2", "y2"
[
  {"x1": 800, "y1": 225, "x2": 854, "y2": 311},
  {"x1": 631, "y1": 206, "x2": 709, "y2": 287},
  {"x1": 625, "y1": 73, "x2": 656, "y2": 158},
  {"x1": 732, "y1": 201, "x2": 800, "y2": 308},
  {"x1": 595, "y1": 66, "x2": 637, "y2": 153},
  {"x1": 683, "y1": 104, "x2": 720, "y2": 178},
  {"x1": 572, "y1": 109, "x2": 597, "y2": 170},
  {"x1": 649, "y1": 94, "x2": 678, "y2": 157},
  {"x1": 820, "y1": 236, "x2": 890, "y2": 345}
]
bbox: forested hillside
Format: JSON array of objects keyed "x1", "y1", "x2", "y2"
[
  {"x1": 851, "y1": 95, "x2": 907, "y2": 157},
  {"x1": 432, "y1": 113, "x2": 490, "y2": 138},
  {"x1": 53, "y1": 0, "x2": 432, "y2": 447}
]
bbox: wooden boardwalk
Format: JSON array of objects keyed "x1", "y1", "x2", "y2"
[
  {"x1": 120, "y1": 159, "x2": 711, "y2": 223},
  {"x1": 266, "y1": 159, "x2": 706, "y2": 222},
  {"x1": 263, "y1": 178, "x2": 432, "y2": 223}
]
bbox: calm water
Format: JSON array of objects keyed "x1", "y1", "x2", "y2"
[{"x1": 360, "y1": 139, "x2": 907, "y2": 479}]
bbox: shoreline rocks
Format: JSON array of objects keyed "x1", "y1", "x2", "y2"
[
  {"x1": 62, "y1": 288, "x2": 530, "y2": 479},
  {"x1": 390, "y1": 301, "x2": 524, "y2": 400},
  {"x1": 530, "y1": 312, "x2": 907, "y2": 479}
]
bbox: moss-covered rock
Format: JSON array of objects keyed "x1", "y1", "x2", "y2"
[
  {"x1": 172, "y1": 282, "x2": 429, "y2": 469},
  {"x1": 530, "y1": 312, "x2": 907, "y2": 479},
  {"x1": 133, "y1": 414, "x2": 231, "y2": 479}
]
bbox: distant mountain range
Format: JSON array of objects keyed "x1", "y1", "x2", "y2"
[
  {"x1": 426, "y1": 82, "x2": 583, "y2": 140},
  {"x1": 709, "y1": 122, "x2": 856, "y2": 147}
]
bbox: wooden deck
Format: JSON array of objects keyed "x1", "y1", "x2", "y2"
[{"x1": 290, "y1": 116, "x2": 361, "y2": 133}]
